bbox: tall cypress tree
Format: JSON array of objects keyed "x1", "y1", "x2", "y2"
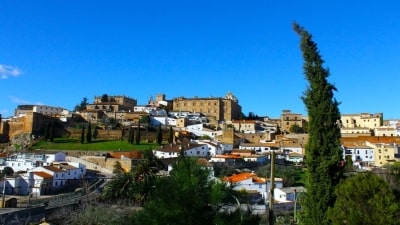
[
  {"x1": 44, "y1": 122, "x2": 50, "y2": 141},
  {"x1": 293, "y1": 23, "x2": 343, "y2": 225},
  {"x1": 49, "y1": 121, "x2": 55, "y2": 142},
  {"x1": 135, "y1": 120, "x2": 141, "y2": 145},
  {"x1": 156, "y1": 123, "x2": 162, "y2": 145},
  {"x1": 86, "y1": 122, "x2": 92, "y2": 143},
  {"x1": 80, "y1": 124, "x2": 85, "y2": 144},
  {"x1": 168, "y1": 126, "x2": 174, "y2": 144},
  {"x1": 127, "y1": 127, "x2": 133, "y2": 144}
]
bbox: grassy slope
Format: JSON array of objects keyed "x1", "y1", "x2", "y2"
[{"x1": 32, "y1": 138, "x2": 159, "y2": 151}]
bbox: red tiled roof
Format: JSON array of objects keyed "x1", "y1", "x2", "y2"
[
  {"x1": 34, "y1": 171, "x2": 53, "y2": 179},
  {"x1": 43, "y1": 165, "x2": 64, "y2": 172},
  {"x1": 109, "y1": 151, "x2": 143, "y2": 159},
  {"x1": 223, "y1": 172, "x2": 266, "y2": 183}
]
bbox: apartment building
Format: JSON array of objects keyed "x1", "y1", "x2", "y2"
[
  {"x1": 231, "y1": 120, "x2": 256, "y2": 133},
  {"x1": 279, "y1": 110, "x2": 304, "y2": 133},
  {"x1": 172, "y1": 92, "x2": 242, "y2": 123},
  {"x1": 340, "y1": 113, "x2": 383, "y2": 129},
  {"x1": 365, "y1": 141, "x2": 398, "y2": 166}
]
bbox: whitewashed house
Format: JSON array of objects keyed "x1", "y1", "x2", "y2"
[
  {"x1": 30, "y1": 171, "x2": 53, "y2": 196},
  {"x1": 153, "y1": 142, "x2": 209, "y2": 159},
  {"x1": 0, "y1": 152, "x2": 67, "y2": 173},
  {"x1": 343, "y1": 144, "x2": 375, "y2": 168},
  {"x1": 55, "y1": 162, "x2": 86, "y2": 185},
  {"x1": 223, "y1": 172, "x2": 283, "y2": 201},
  {"x1": 192, "y1": 140, "x2": 224, "y2": 156},
  {"x1": 32, "y1": 165, "x2": 66, "y2": 190}
]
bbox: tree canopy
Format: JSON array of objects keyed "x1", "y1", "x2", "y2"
[
  {"x1": 328, "y1": 172, "x2": 400, "y2": 225},
  {"x1": 129, "y1": 157, "x2": 260, "y2": 225}
]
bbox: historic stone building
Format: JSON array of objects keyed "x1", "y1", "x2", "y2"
[
  {"x1": 172, "y1": 92, "x2": 242, "y2": 123},
  {"x1": 279, "y1": 110, "x2": 304, "y2": 133},
  {"x1": 86, "y1": 95, "x2": 137, "y2": 112}
]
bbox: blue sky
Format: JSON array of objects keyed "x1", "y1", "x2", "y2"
[{"x1": 1, "y1": 1, "x2": 399, "y2": 119}]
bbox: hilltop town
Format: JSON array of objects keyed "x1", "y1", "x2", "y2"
[{"x1": 1, "y1": 92, "x2": 400, "y2": 223}]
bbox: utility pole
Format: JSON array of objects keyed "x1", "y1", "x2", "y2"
[
  {"x1": 268, "y1": 150, "x2": 275, "y2": 225},
  {"x1": 2, "y1": 176, "x2": 6, "y2": 208}
]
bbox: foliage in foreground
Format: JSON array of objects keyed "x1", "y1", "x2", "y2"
[
  {"x1": 46, "y1": 203, "x2": 136, "y2": 225},
  {"x1": 328, "y1": 172, "x2": 400, "y2": 225},
  {"x1": 104, "y1": 156, "x2": 260, "y2": 225}
]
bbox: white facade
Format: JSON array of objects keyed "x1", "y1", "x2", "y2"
[
  {"x1": 374, "y1": 126, "x2": 398, "y2": 137},
  {"x1": 224, "y1": 173, "x2": 283, "y2": 201},
  {"x1": 344, "y1": 145, "x2": 375, "y2": 168},
  {"x1": 1, "y1": 159, "x2": 36, "y2": 173},
  {"x1": 33, "y1": 105, "x2": 65, "y2": 116},
  {"x1": 153, "y1": 149, "x2": 180, "y2": 159},
  {"x1": 239, "y1": 143, "x2": 280, "y2": 154},
  {"x1": 153, "y1": 143, "x2": 209, "y2": 158},
  {"x1": 184, "y1": 144, "x2": 209, "y2": 157},
  {"x1": 32, "y1": 166, "x2": 66, "y2": 190},
  {"x1": 134, "y1": 105, "x2": 156, "y2": 113},
  {"x1": 0, "y1": 152, "x2": 67, "y2": 173},
  {"x1": 151, "y1": 115, "x2": 168, "y2": 126},
  {"x1": 192, "y1": 140, "x2": 223, "y2": 156}
]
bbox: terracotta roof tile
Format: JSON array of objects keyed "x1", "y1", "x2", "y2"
[{"x1": 34, "y1": 171, "x2": 53, "y2": 179}]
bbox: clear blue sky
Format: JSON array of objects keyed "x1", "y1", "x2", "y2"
[{"x1": 1, "y1": 1, "x2": 399, "y2": 119}]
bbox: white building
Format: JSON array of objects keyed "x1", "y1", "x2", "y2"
[
  {"x1": 0, "y1": 152, "x2": 67, "y2": 173},
  {"x1": 153, "y1": 142, "x2": 210, "y2": 159},
  {"x1": 343, "y1": 144, "x2": 375, "y2": 168},
  {"x1": 192, "y1": 140, "x2": 223, "y2": 156},
  {"x1": 223, "y1": 172, "x2": 283, "y2": 201},
  {"x1": 151, "y1": 115, "x2": 168, "y2": 126},
  {"x1": 32, "y1": 165, "x2": 67, "y2": 190}
]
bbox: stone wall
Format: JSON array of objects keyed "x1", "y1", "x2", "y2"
[{"x1": 67, "y1": 128, "x2": 123, "y2": 140}]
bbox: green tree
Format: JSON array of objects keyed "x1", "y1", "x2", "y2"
[
  {"x1": 135, "y1": 120, "x2": 141, "y2": 145},
  {"x1": 139, "y1": 115, "x2": 151, "y2": 128},
  {"x1": 102, "y1": 150, "x2": 162, "y2": 205},
  {"x1": 289, "y1": 124, "x2": 304, "y2": 133},
  {"x1": 44, "y1": 122, "x2": 50, "y2": 141},
  {"x1": 49, "y1": 121, "x2": 55, "y2": 142},
  {"x1": 328, "y1": 172, "x2": 400, "y2": 225},
  {"x1": 167, "y1": 126, "x2": 174, "y2": 144},
  {"x1": 86, "y1": 122, "x2": 92, "y2": 143},
  {"x1": 101, "y1": 94, "x2": 109, "y2": 102},
  {"x1": 73, "y1": 97, "x2": 89, "y2": 112},
  {"x1": 156, "y1": 123, "x2": 162, "y2": 145},
  {"x1": 1, "y1": 166, "x2": 14, "y2": 178},
  {"x1": 344, "y1": 155, "x2": 354, "y2": 172},
  {"x1": 92, "y1": 126, "x2": 98, "y2": 139},
  {"x1": 127, "y1": 127, "x2": 134, "y2": 144},
  {"x1": 293, "y1": 22, "x2": 344, "y2": 225},
  {"x1": 80, "y1": 124, "x2": 85, "y2": 144},
  {"x1": 130, "y1": 157, "x2": 260, "y2": 225}
]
